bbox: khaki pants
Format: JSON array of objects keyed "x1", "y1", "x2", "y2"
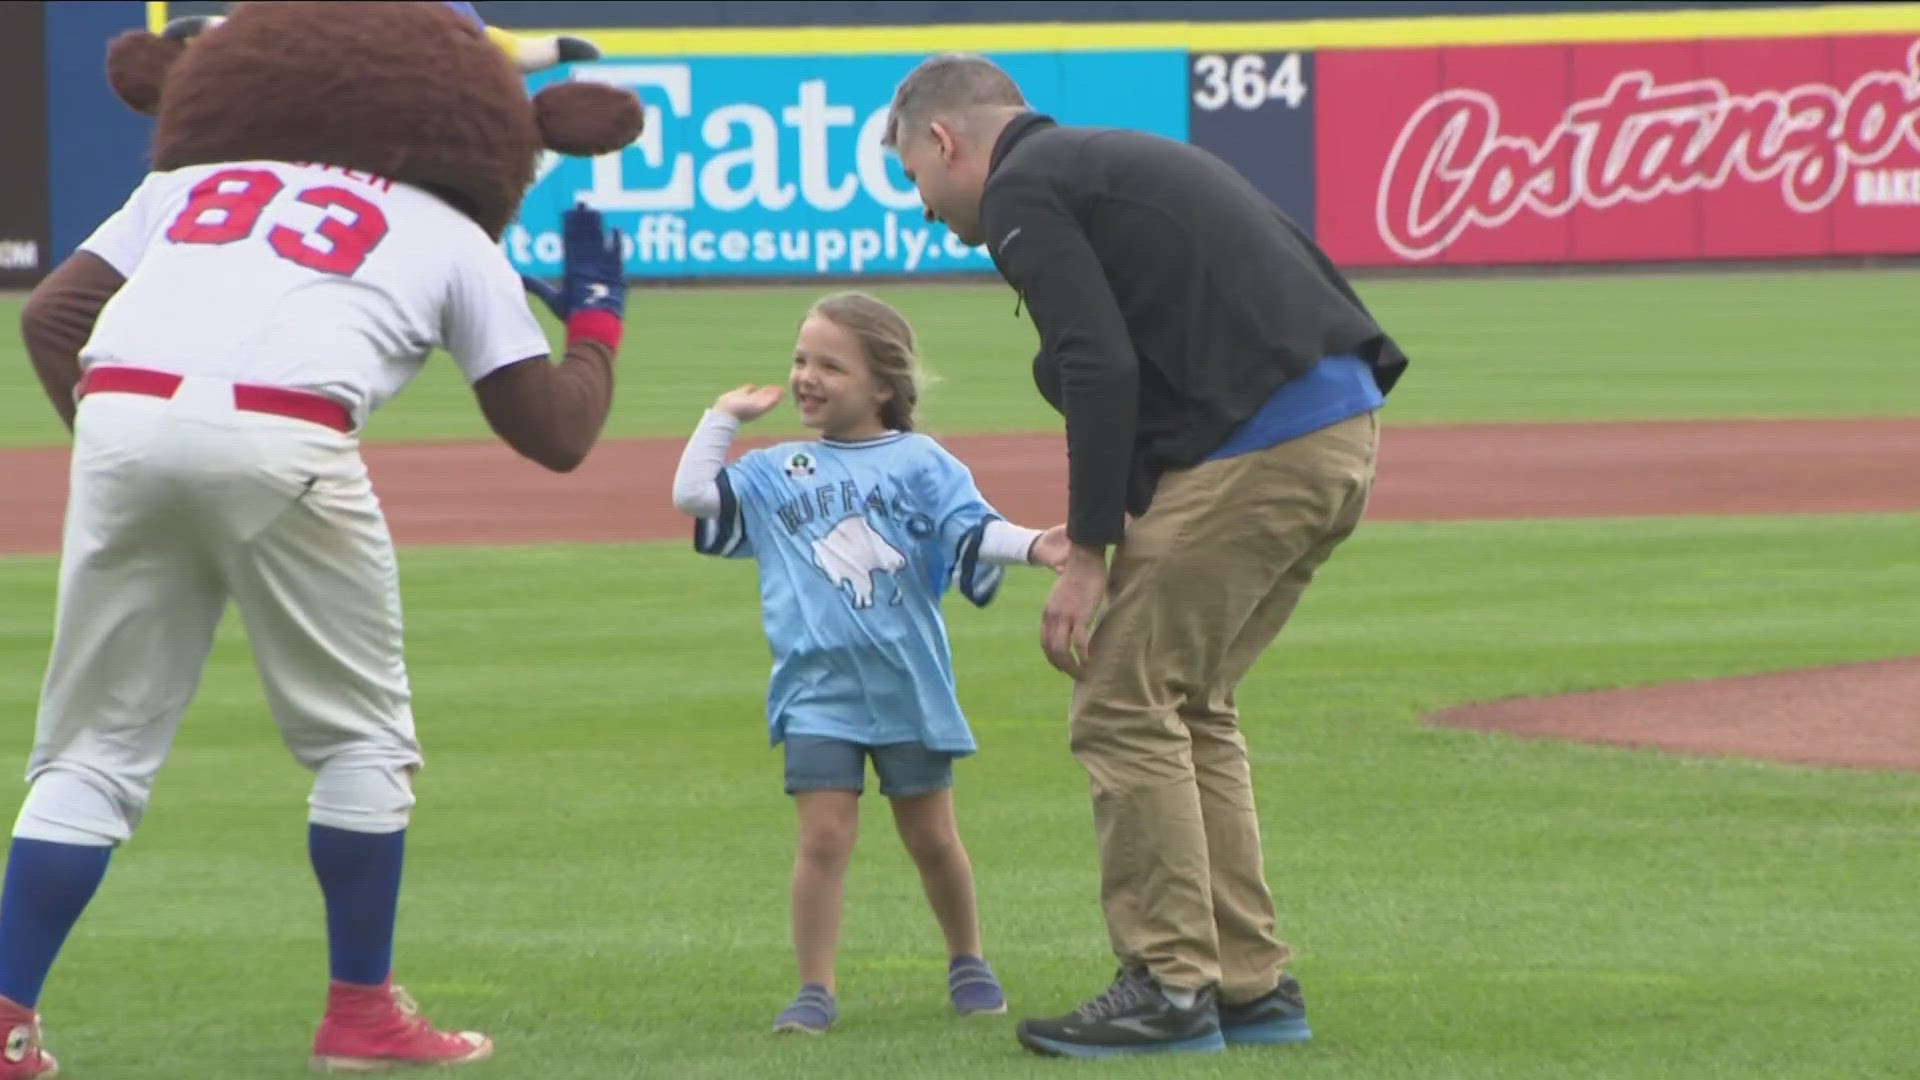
[{"x1": 1068, "y1": 410, "x2": 1378, "y2": 1004}]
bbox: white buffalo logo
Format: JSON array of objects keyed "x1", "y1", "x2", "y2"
[{"x1": 812, "y1": 514, "x2": 907, "y2": 609}]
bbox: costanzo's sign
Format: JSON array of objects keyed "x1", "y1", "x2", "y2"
[{"x1": 1375, "y1": 39, "x2": 1920, "y2": 261}]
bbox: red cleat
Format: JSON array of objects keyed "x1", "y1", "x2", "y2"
[
  {"x1": 311, "y1": 980, "x2": 491, "y2": 1072},
  {"x1": 0, "y1": 997, "x2": 56, "y2": 1079}
]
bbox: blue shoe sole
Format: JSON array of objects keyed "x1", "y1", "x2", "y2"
[
  {"x1": 1223, "y1": 1018, "x2": 1312, "y2": 1046},
  {"x1": 1017, "y1": 1028, "x2": 1227, "y2": 1058}
]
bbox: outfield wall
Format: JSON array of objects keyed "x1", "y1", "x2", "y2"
[
  {"x1": 0, "y1": 2, "x2": 49, "y2": 290},
  {"x1": 15, "y1": 2, "x2": 1920, "y2": 283}
]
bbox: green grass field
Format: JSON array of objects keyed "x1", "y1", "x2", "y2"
[
  {"x1": 0, "y1": 517, "x2": 1914, "y2": 1078},
  {"x1": 2, "y1": 267, "x2": 1918, "y2": 447},
  {"x1": 0, "y1": 270, "x2": 1916, "y2": 1078}
]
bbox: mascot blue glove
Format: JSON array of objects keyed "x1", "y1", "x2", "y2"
[{"x1": 522, "y1": 204, "x2": 627, "y2": 323}]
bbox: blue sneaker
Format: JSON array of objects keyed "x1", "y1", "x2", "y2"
[
  {"x1": 948, "y1": 955, "x2": 1008, "y2": 1016},
  {"x1": 773, "y1": 984, "x2": 838, "y2": 1034},
  {"x1": 1218, "y1": 975, "x2": 1312, "y2": 1046}
]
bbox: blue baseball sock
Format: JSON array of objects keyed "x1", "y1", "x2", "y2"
[
  {"x1": 0, "y1": 837, "x2": 114, "y2": 1008},
  {"x1": 308, "y1": 824, "x2": 406, "y2": 986}
]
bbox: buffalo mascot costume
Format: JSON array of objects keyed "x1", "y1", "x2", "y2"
[{"x1": 4, "y1": 2, "x2": 644, "y2": 1074}]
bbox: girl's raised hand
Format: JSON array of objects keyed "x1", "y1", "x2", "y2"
[{"x1": 715, "y1": 384, "x2": 786, "y2": 422}]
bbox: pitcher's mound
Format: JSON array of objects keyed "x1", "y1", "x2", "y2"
[{"x1": 1427, "y1": 657, "x2": 1920, "y2": 772}]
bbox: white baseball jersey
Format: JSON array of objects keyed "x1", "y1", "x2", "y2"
[{"x1": 76, "y1": 159, "x2": 550, "y2": 428}]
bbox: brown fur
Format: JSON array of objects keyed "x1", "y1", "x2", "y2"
[
  {"x1": 104, "y1": 30, "x2": 185, "y2": 116},
  {"x1": 532, "y1": 81, "x2": 646, "y2": 158},
  {"x1": 103, "y1": 1, "x2": 643, "y2": 240}
]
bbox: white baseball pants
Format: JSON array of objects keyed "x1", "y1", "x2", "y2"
[{"x1": 14, "y1": 376, "x2": 424, "y2": 846}]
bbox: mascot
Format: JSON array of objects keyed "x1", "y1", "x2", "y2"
[{"x1": 3, "y1": 3, "x2": 644, "y2": 1074}]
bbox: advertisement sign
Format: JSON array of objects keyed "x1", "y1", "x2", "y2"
[
  {"x1": 509, "y1": 50, "x2": 1190, "y2": 280},
  {"x1": 0, "y1": 1, "x2": 50, "y2": 288},
  {"x1": 48, "y1": 4, "x2": 1920, "y2": 281},
  {"x1": 1316, "y1": 33, "x2": 1920, "y2": 266}
]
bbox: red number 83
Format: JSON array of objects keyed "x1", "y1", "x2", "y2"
[{"x1": 164, "y1": 167, "x2": 390, "y2": 276}]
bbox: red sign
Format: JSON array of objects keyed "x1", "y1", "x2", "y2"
[{"x1": 1317, "y1": 34, "x2": 1920, "y2": 265}]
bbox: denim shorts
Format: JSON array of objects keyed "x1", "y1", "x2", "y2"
[{"x1": 783, "y1": 734, "x2": 955, "y2": 798}]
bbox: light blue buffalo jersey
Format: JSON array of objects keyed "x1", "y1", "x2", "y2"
[{"x1": 693, "y1": 431, "x2": 1008, "y2": 756}]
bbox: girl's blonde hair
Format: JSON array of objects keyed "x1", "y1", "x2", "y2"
[{"x1": 805, "y1": 291, "x2": 928, "y2": 432}]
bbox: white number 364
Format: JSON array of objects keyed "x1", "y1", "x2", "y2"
[{"x1": 1192, "y1": 53, "x2": 1309, "y2": 112}]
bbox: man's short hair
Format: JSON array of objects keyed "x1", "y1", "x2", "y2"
[{"x1": 883, "y1": 53, "x2": 1028, "y2": 149}]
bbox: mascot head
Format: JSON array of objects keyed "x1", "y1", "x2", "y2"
[{"x1": 103, "y1": 0, "x2": 643, "y2": 240}]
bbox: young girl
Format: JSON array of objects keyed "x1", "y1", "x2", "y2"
[{"x1": 671, "y1": 291, "x2": 1067, "y2": 1034}]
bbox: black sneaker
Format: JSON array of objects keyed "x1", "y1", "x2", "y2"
[
  {"x1": 1218, "y1": 974, "x2": 1312, "y2": 1046},
  {"x1": 1015, "y1": 967, "x2": 1225, "y2": 1058}
]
